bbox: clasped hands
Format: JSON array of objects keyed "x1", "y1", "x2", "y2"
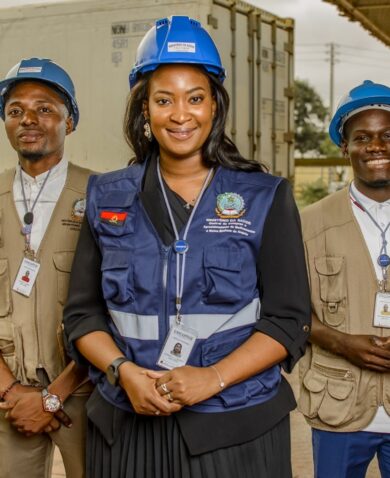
[
  {"x1": 344, "y1": 334, "x2": 390, "y2": 372},
  {"x1": 0, "y1": 384, "x2": 71, "y2": 436},
  {"x1": 121, "y1": 364, "x2": 221, "y2": 417}
]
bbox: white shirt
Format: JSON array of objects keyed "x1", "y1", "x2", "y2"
[
  {"x1": 350, "y1": 181, "x2": 390, "y2": 433},
  {"x1": 13, "y1": 158, "x2": 68, "y2": 253}
]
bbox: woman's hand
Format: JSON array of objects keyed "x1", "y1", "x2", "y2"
[
  {"x1": 148, "y1": 366, "x2": 221, "y2": 407},
  {"x1": 119, "y1": 362, "x2": 182, "y2": 416}
]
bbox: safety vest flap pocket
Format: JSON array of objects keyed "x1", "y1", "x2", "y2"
[
  {"x1": 98, "y1": 191, "x2": 136, "y2": 208},
  {"x1": 0, "y1": 258, "x2": 12, "y2": 317},
  {"x1": 53, "y1": 252, "x2": 75, "y2": 306},
  {"x1": 327, "y1": 378, "x2": 354, "y2": 400},
  {"x1": 201, "y1": 327, "x2": 250, "y2": 364},
  {"x1": 0, "y1": 320, "x2": 14, "y2": 355},
  {"x1": 304, "y1": 361, "x2": 356, "y2": 426},
  {"x1": 0, "y1": 209, "x2": 3, "y2": 247},
  {"x1": 318, "y1": 379, "x2": 356, "y2": 426},
  {"x1": 314, "y1": 255, "x2": 346, "y2": 310},
  {"x1": 314, "y1": 256, "x2": 344, "y2": 276},
  {"x1": 52, "y1": 251, "x2": 75, "y2": 273},
  {"x1": 101, "y1": 249, "x2": 134, "y2": 304},
  {"x1": 218, "y1": 382, "x2": 251, "y2": 407},
  {"x1": 203, "y1": 247, "x2": 242, "y2": 271},
  {"x1": 303, "y1": 369, "x2": 327, "y2": 393},
  {"x1": 217, "y1": 367, "x2": 280, "y2": 408},
  {"x1": 101, "y1": 249, "x2": 131, "y2": 271},
  {"x1": 202, "y1": 247, "x2": 242, "y2": 304}
]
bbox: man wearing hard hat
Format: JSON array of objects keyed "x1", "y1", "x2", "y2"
[
  {"x1": 299, "y1": 81, "x2": 390, "y2": 477},
  {"x1": 0, "y1": 58, "x2": 92, "y2": 478}
]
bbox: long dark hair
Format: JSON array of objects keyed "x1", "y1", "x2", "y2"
[{"x1": 123, "y1": 67, "x2": 266, "y2": 172}]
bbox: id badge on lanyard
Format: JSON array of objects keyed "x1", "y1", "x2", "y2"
[
  {"x1": 157, "y1": 323, "x2": 198, "y2": 370},
  {"x1": 155, "y1": 160, "x2": 213, "y2": 370},
  {"x1": 12, "y1": 166, "x2": 48, "y2": 297},
  {"x1": 13, "y1": 257, "x2": 40, "y2": 297}
]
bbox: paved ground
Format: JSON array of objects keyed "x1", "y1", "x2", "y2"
[{"x1": 52, "y1": 369, "x2": 380, "y2": 477}]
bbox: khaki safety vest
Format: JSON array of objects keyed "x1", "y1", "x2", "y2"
[
  {"x1": 299, "y1": 186, "x2": 390, "y2": 431},
  {"x1": 0, "y1": 162, "x2": 91, "y2": 384}
]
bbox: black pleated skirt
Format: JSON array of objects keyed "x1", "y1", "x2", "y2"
[{"x1": 87, "y1": 412, "x2": 292, "y2": 478}]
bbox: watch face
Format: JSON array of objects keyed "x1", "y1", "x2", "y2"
[{"x1": 43, "y1": 394, "x2": 61, "y2": 413}]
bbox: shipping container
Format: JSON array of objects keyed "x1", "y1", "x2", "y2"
[{"x1": 0, "y1": 0, "x2": 294, "y2": 178}]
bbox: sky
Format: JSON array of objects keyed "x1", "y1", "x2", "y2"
[
  {"x1": 2, "y1": 0, "x2": 390, "y2": 110},
  {"x1": 253, "y1": 0, "x2": 390, "y2": 110}
]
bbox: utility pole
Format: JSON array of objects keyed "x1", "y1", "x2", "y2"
[
  {"x1": 326, "y1": 42, "x2": 339, "y2": 118},
  {"x1": 329, "y1": 42, "x2": 335, "y2": 117}
]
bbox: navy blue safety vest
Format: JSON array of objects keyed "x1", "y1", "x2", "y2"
[{"x1": 87, "y1": 162, "x2": 283, "y2": 413}]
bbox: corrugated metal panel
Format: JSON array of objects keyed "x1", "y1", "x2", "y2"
[
  {"x1": 324, "y1": 0, "x2": 390, "y2": 47},
  {"x1": 0, "y1": 0, "x2": 294, "y2": 178}
]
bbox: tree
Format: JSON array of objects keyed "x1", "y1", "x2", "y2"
[
  {"x1": 298, "y1": 179, "x2": 329, "y2": 208},
  {"x1": 295, "y1": 79, "x2": 329, "y2": 158}
]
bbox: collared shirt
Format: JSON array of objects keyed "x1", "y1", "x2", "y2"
[
  {"x1": 13, "y1": 158, "x2": 68, "y2": 253},
  {"x1": 351, "y1": 181, "x2": 390, "y2": 433}
]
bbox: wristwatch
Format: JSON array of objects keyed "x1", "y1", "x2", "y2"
[
  {"x1": 106, "y1": 357, "x2": 130, "y2": 386},
  {"x1": 41, "y1": 388, "x2": 63, "y2": 413}
]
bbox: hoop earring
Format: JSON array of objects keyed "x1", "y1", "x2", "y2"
[{"x1": 144, "y1": 121, "x2": 153, "y2": 142}]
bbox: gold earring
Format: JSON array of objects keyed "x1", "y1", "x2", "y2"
[{"x1": 144, "y1": 121, "x2": 153, "y2": 142}]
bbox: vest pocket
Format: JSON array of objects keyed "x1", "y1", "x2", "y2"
[
  {"x1": 202, "y1": 247, "x2": 242, "y2": 304},
  {"x1": 0, "y1": 209, "x2": 3, "y2": 247},
  {"x1": 315, "y1": 256, "x2": 346, "y2": 327},
  {"x1": 0, "y1": 320, "x2": 18, "y2": 377},
  {"x1": 94, "y1": 191, "x2": 136, "y2": 237},
  {"x1": 101, "y1": 249, "x2": 134, "y2": 304},
  {"x1": 53, "y1": 252, "x2": 75, "y2": 306},
  {"x1": 301, "y1": 361, "x2": 356, "y2": 426},
  {"x1": 0, "y1": 258, "x2": 12, "y2": 316}
]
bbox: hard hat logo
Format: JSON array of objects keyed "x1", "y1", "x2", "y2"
[
  {"x1": 329, "y1": 80, "x2": 390, "y2": 146},
  {"x1": 129, "y1": 15, "x2": 226, "y2": 90},
  {"x1": 0, "y1": 57, "x2": 79, "y2": 130},
  {"x1": 18, "y1": 66, "x2": 43, "y2": 74},
  {"x1": 167, "y1": 42, "x2": 196, "y2": 53}
]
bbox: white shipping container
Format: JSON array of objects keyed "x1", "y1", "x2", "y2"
[{"x1": 0, "y1": 0, "x2": 294, "y2": 178}]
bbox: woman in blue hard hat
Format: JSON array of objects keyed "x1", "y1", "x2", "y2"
[{"x1": 64, "y1": 15, "x2": 310, "y2": 478}]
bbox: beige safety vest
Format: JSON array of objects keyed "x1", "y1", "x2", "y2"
[
  {"x1": 0, "y1": 162, "x2": 92, "y2": 384},
  {"x1": 299, "y1": 186, "x2": 390, "y2": 431}
]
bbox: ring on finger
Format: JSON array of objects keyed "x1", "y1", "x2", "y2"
[
  {"x1": 155, "y1": 410, "x2": 161, "y2": 416},
  {"x1": 167, "y1": 392, "x2": 173, "y2": 402},
  {"x1": 161, "y1": 383, "x2": 170, "y2": 394}
]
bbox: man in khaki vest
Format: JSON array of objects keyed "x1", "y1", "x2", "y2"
[
  {"x1": 300, "y1": 80, "x2": 390, "y2": 477},
  {"x1": 0, "y1": 58, "x2": 93, "y2": 478}
]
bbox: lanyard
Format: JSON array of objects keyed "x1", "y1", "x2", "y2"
[
  {"x1": 20, "y1": 166, "x2": 52, "y2": 257},
  {"x1": 350, "y1": 185, "x2": 390, "y2": 289},
  {"x1": 157, "y1": 158, "x2": 214, "y2": 324}
]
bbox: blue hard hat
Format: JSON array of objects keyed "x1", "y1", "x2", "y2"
[
  {"x1": 129, "y1": 16, "x2": 226, "y2": 89},
  {"x1": 0, "y1": 58, "x2": 79, "y2": 130},
  {"x1": 329, "y1": 80, "x2": 390, "y2": 146}
]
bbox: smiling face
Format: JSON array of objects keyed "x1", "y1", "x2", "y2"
[
  {"x1": 4, "y1": 80, "x2": 73, "y2": 164},
  {"x1": 342, "y1": 108, "x2": 390, "y2": 199},
  {"x1": 144, "y1": 64, "x2": 216, "y2": 164}
]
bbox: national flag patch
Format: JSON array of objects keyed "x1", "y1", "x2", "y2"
[{"x1": 99, "y1": 211, "x2": 127, "y2": 226}]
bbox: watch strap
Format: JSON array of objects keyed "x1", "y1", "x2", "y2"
[{"x1": 106, "y1": 357, "x2": 130, "y2": 386}]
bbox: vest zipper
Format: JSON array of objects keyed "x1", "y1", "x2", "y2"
[{"x1": 161, "y1": 246, "x2": 170, "y2": 337}]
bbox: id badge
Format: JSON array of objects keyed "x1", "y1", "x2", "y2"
[
  {"x1": 13, "y1": 257, "x2": 40, "y2": 297},
  {"x1": 157, "y1": 324, "x2": 198, "y2": 370},
  {"x1": 373, "y1": 292, "x2": 390, "y2": 328}
]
